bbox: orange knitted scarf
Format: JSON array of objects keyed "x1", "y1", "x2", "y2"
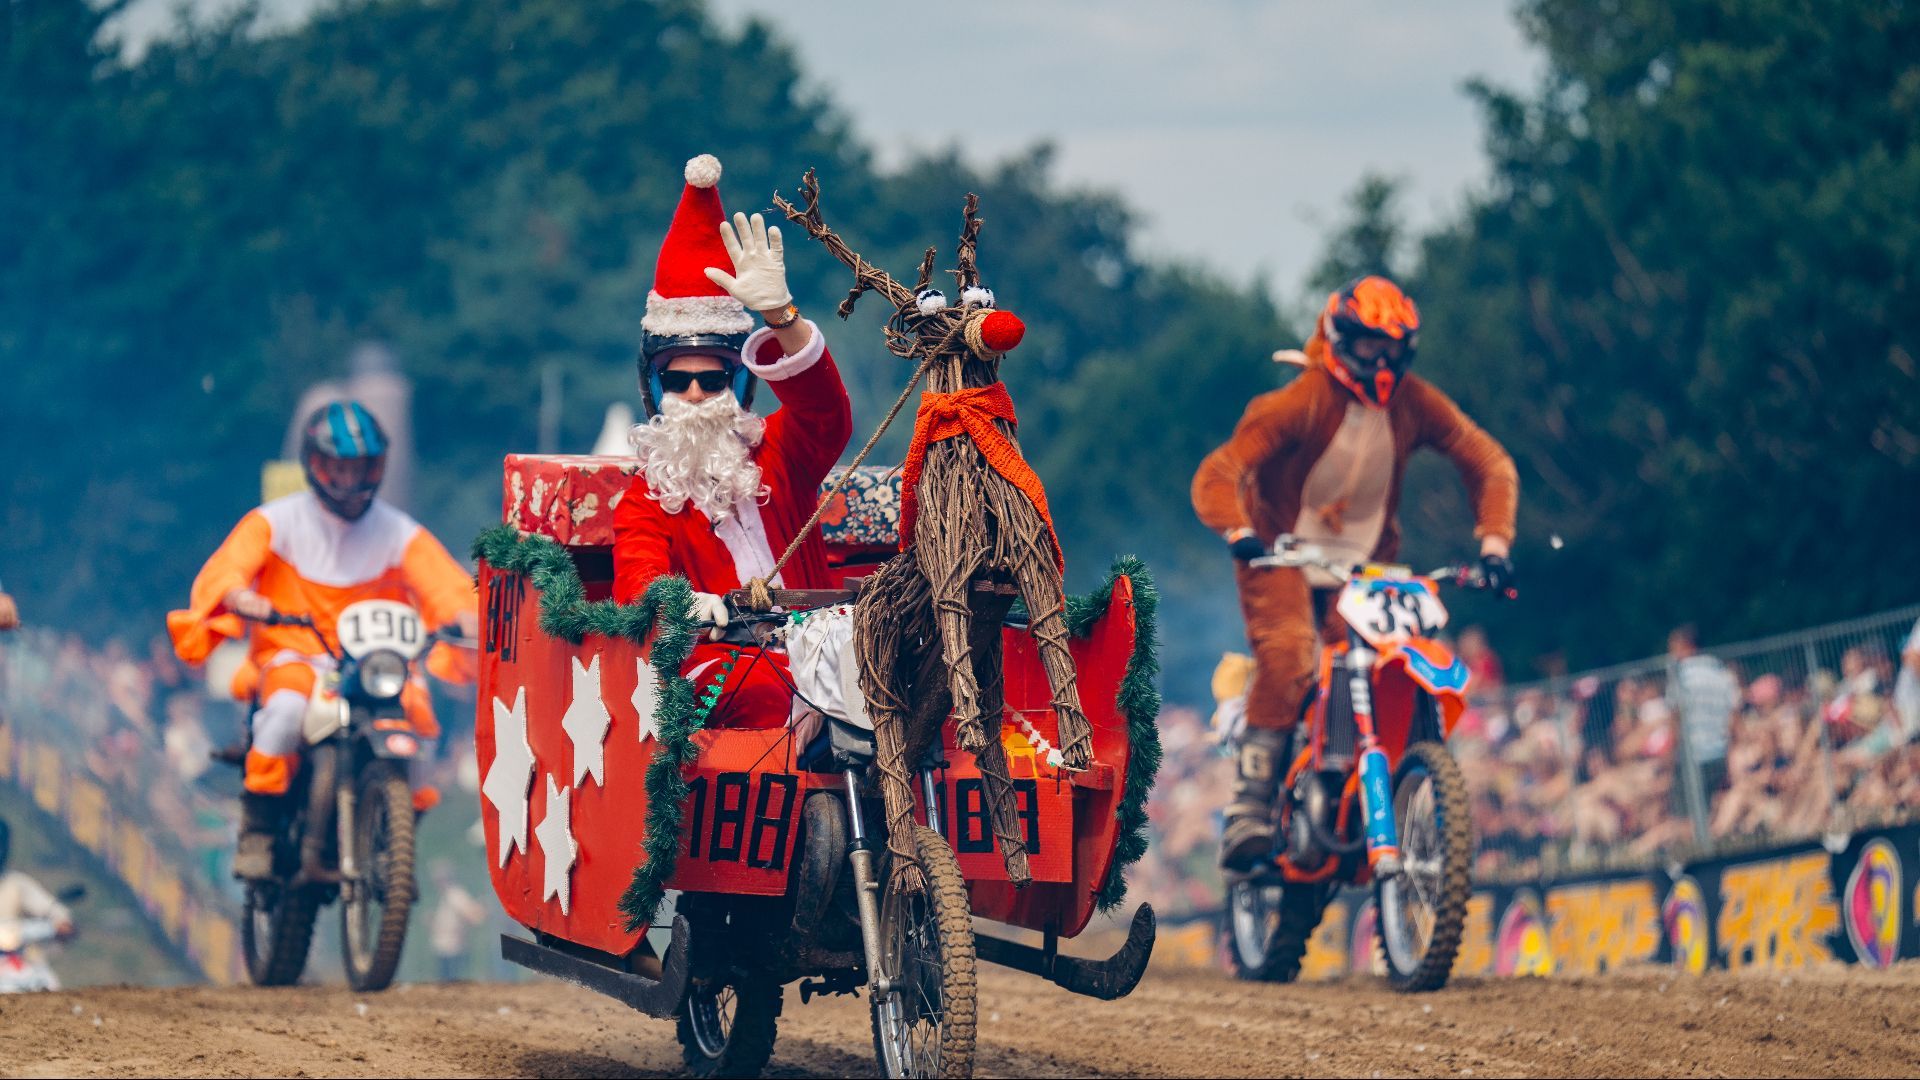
[{"x1": 898, "y1": 383, "x2": 1064, "y2": 572}]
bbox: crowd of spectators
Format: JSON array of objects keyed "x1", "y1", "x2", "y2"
[
  {"x1": 0, "y1": 627, "x2": 239, "y2": 885},
  {"x1": 1459, "y1": 615, "x2": 1920, "y2": 876}
]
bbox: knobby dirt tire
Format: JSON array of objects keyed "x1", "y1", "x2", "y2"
[
  {"x1": 870, "y1": 825, "x2": 977, "y2": 1079},
  {"x1": 1227, "y1": 880, "x2": 1329, "y2": 983},
  {"x1": 342, "y1": 765, "x2": 416, "y2": 992},
  {"x1": 675, "y1": 978, "x2": 782, "y2": 1078},
  {"x1": 243, "y1": 884, "x2": 320, "y2": 987},
  {"x1": 1377, "y1": 740, "x2": 1473, "y2": 993}
]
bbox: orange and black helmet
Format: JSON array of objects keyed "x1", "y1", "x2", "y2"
[{"x1": 1320, "y1": 275, "x2": 1420, "y2": 407}]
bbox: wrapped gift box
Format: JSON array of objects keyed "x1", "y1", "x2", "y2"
[{"x1": 503, "y1": 455, "x2": 902, "y2": 550}]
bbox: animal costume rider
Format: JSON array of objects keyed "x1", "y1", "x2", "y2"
[{"x1": 1191, "y1": 276, "x2": 1518, "y2": 870}]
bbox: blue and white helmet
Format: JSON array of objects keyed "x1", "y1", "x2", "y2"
[{"x1": 299, "y1": 401, "x2": 388, "y2": 521}]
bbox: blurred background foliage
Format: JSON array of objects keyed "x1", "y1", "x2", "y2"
[{"x1": 2, "y1": 0, "x2": 1915, "y2": 703}]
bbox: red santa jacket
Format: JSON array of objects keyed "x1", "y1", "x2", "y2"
[{"x1": 612, "y1": 323, "x2": 853, "y2": 604}]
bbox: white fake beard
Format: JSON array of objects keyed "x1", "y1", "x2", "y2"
[{"x1": 627, "y1": 392, "x2": 768, "y2": 523}]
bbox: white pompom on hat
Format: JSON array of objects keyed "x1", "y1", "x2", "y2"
[
  {"x1": 642, "y1": 154, "x2": 754, "y2": 340},
  {"x1": 683, "y1": 153, "x2": 722, "y2": 189}
]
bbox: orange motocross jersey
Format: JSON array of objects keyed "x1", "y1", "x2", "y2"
[{"x1": 168, "y1": 491, "x2": 477, "y2": 695}]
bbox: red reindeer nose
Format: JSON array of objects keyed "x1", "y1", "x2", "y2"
[{"x1": 978, "y1": 310, "x2": 1025, "y2": 353}]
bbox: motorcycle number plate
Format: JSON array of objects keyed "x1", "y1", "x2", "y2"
[
  {"x1": 1336, "y1": 576, "x2": 1448, "y2": 648},
  {"x1": 337, "y1": 599, "x2": 427, "y2": 660}
]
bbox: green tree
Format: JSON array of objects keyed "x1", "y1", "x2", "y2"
[{"x1": 1404, "y1": 0, "x2": 1920, "y2": 667}]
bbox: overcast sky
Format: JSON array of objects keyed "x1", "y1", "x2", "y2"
[{"x1": 112, "y1": 0, "x2": 1541, "y2": 301}]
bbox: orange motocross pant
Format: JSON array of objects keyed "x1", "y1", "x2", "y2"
[{"x1": 1233, "y1": 563, "x2": 1346, "y2": 732}]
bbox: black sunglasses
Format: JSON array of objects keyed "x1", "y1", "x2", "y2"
[{"x1": 658, "y1": 369, "x2": 735, "y2": 394}]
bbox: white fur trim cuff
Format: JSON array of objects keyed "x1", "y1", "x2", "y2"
[
  {"x1": 741, "y1": 319, "x2": 826, "y2": 381},
  {"x1": 641, "y1": 291, "x2": 754, "y2": 337}
]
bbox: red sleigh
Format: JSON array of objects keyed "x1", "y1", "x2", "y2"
[{"x1": 475, "y1": 453, "x2": 1158, "y2": 1077}]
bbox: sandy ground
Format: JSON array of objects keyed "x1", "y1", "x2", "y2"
[{"x1": 5, "y1": 962, "x2": 1918, "y2": 1078}]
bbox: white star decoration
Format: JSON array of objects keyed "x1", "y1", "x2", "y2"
[
  {"x1": 633, "y1": 657, "x2": 661, "y2": 743},
  {"x1": 534, "y1": 773, "x2": 578, "y2": 915},
  {"x1": 561, "y1": 654, "x2": 612, "y2": 787},
  {"x1": 482, "y1": 687, "x2": 536, "y2": 868}
]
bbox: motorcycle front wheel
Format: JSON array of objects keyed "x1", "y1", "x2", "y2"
[
  {"x1": 1374, "y1": 740, "x2": 1473, "y2": 992},
  {"x1": 1225, "y1": 877, "x2": 1329, "y2": 983},
  {"x1": 870, "y1": 825, "x2": 977, "y2": 1079},
  {"x1": 342, "y1": 762, "x2": 416, "y2": 992},
  {"x1": 676, "y1": 977, "x2": 782, "y2": 1078},
  {"x1": 242, "y1": 880, "x2": 319, "y2": 987}
]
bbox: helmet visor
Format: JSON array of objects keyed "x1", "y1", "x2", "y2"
[
  {"x1": 309, "y1": 453, "x2": 385, "y2": 497},
  {"x1": 1345, "y1": 334, "x2": 1411, "y2": 367}
]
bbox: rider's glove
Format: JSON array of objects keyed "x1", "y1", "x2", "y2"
[
  {"x1": 690, "y1": 591, "x2": 731, "y2": 641},
  {"x1": 704, "y1": 212, "x2": 792, "y2": 313},
  {"x1": 1478, "y1": 553, "x2": 1517, "y2": 598},
  {"x1": 1227, "y1": 532, "x2": 1267, "y2": 563}
]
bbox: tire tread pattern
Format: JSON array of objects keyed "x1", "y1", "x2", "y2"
[
  {"x1": 676, "y1": 979, "x2": 782, "y2": 1078},
  {"x1": 871, "y1": 825, "x2": 978, "y2": 1079},
  {"x1": 1380, "y1": 741, "x2": 1473, "y2": 993},
  {"x1": 345, "y1": 768, "x2": 416, "y2": 992}
]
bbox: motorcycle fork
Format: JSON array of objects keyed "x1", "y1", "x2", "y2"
[
  {"x1": 841, "y1": 769, "x2": 892, "y2": 996},
  {"x1": 335, "y1": 738, "x2": 360, "y2": 885},
  {"x1": 1346, "y1": 639, "x2": 1403, "y2": 876}
]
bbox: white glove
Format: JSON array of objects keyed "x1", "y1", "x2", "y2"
[
  {"x1": 690, "y1": 591, "x2": 731, "y2": 641},
  {"x1": 704, "y1": 212, "x2": 792, "y2": 312}
]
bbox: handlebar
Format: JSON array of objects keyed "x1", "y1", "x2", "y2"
[
  {"x1": 1249, "y1": 535, "x2": 1515, "y2": 598},
  {"x1": 240, "y1": 607, "x2": 339, "y2": 660},
  {"x1": 240, "y1": 608, "x2": 479, "y2": 657}
]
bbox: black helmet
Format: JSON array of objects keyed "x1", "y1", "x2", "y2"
[
  {"x1": 299, "y1": 401, "x2": 388, "y2": 521},
  {"x1": 636, "y1": 338, "x2": 756, "y2": 418}
]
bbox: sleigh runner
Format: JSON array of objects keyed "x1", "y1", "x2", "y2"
[{"x1": 474, "y1": 456, "x2": 1159, "y2": 1066}]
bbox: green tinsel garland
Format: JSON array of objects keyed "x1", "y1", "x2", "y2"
[
  {"x1": 1064, "y1": 555, "x2": 1164, "y2": 912},
  {"x1": 470, "y1": 525, "x2": 699, "y2": 932}
]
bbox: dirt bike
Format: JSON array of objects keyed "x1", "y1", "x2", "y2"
[
  {"x1": 0, "y1": 885, "x2": 83, "y2": 994},
  {"x1": 476, "y1": 459, "x2": 1156, "y2": 1080},
  {"x1": 230, "y1": 603, "x2": 466, "y2": 991},
  {"x1": 1224, "y1": 536, "x2": 1509, "y2": 992}
]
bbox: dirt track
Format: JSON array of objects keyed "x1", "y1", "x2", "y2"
[{"x1": 5, "y1": 963, "x2": 1918, "y2": 1078}]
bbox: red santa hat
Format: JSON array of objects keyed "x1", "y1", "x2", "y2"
[{"x1": 641, "y1": 154, "x2": 755, "y2": 342}]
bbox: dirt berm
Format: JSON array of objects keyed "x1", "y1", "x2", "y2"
[{"x1": 4, "y1": 963, "x2": 1917, "y2": 1077}]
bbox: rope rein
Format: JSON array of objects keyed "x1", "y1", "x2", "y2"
[{"x1": 744, "y1": 353, "x2": 935, "y2": 612}]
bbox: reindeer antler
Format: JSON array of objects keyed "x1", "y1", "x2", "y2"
[
  {"x1": 772, "y1": 169, "x2": 914, "y2": 318},
  {"x1": 951, "y1": 193, "x2": 983, "y2": 292}
]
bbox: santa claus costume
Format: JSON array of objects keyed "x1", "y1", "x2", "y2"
[{"x1": 611, "y1": 154, "x2": 853, "y2": 728}]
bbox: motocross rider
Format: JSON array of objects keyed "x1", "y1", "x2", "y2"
[
  {"x1": 167, "y1": 401, "x2": 479, "y2": 879},
  {"x1": 611, "y1": 154, "x2": 852, "y2": 729},
  {"x1": 0, "y1": 818, "x2": 75, "y2": 966},
  {"x1": 1191, "y1": 275, "x2": 1519, "y2": 871}
]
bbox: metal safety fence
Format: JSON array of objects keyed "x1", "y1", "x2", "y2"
[{"x1": 1459, "y1": 604, "x2": 1920, "y2": 880}]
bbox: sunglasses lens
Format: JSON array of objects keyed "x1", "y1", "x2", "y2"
[{"x1": 657, "y1": 367, "x2": 737, "y2": 395}]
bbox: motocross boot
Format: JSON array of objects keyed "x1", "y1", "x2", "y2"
[
  {"x1": 234, "y1": 793, "x2": 283, "y2": 881},
  {"x1": 1220, "y1": 727, "x2": 1288, "y2": 872}
]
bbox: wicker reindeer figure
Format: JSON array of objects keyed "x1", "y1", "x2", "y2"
[{"x1": 772, "y1": 172, "x2": 1094, "y2": 887}]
